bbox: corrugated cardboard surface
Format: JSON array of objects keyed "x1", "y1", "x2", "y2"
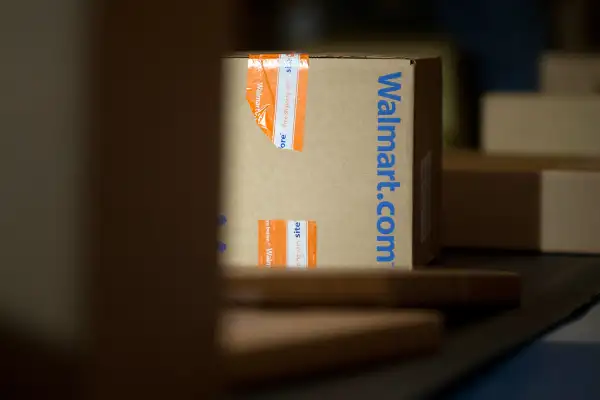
[
  {"x1": 221, "y1": 55, "x2": 441, "y2": 269},
  {"x1": 540, "y1": 53, "x2": 600, "y2": 93},
  {"x1": 481, "y1": 93, "x2": 600, "y2": 156},
  {"x1": 443, "y1": 151, "x2": 600, "y2": 253}
]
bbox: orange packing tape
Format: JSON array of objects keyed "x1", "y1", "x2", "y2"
[
  {"x1": 258, "y1": 220, "x2": 317, "y2": 268},
  {"x1": 246, "y1": 54, "x2": 309, "y2": 152}
]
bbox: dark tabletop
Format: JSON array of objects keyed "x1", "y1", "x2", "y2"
[{"x1": 233, "y1": 251, "x2": 600, "y2": 399}]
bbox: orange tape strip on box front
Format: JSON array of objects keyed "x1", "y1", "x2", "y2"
[
  {"x1": 258, "y1": 220, "x2": 317, "y2": 268},
  {"x1": 246, "y1": 54, "x2": 309, "y2": 152}
]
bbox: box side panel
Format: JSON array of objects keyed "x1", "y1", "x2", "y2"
[
  {"x1": 541, "y1": 53, "x2": 600, "y2": 93},
  {"x1": 442, "y1": 170, "x2": 541, "y2": 250},
  {"x1": 541, "y1": 171, "x2": 600, "y2": 253},
  {"x1": 412, "y1": 58, "x2": 442, "y2": 266},
  {"x1": 481, "y1": 94, "x2": 600, "y2": 156},
  {"x1": 222, "y1": 57, "x2": 415, "y2": 268}
]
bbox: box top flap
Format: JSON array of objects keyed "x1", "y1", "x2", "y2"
[{"x1": 226, "y1": 52, "x2": 439, "y2": 62}]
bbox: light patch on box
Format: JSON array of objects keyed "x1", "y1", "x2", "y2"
[
  {"x1": 258, "y1": 220, "x2": 317, "y2": 268},
  {"x1": 246, "y1": 54, "x2": 309, "y2": 151}
]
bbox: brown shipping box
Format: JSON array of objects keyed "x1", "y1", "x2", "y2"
[
  {"x1": 220, "y1": 54, "x2": 442, "y2": 269},
  {"x1": 540, "y1": 52, "x2": 600, "y2": 93},
  {"x1": 481, "y1": 93, "x2": 600, "y2": 156},
  {"x1": 443, "y1": 151, "x2": 600, "y2": 253}
]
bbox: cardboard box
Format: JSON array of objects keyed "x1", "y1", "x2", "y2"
[
  {"x1": 220, "y1": 54, "x2": 442, "y2": 269},
  {"x1": 443, "y1": 151, "x2": 600, "y2": 253},
  {"x1": 540, "y1": 53, "x2": 600, "y2": 93},
  {"x1": 481, "y1": 93, "x2": 600, "y2": 156}
]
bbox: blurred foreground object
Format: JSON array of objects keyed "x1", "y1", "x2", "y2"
[
  {"x1": 226, "y1": 268, "x2": 520, "y2": 310},
  {"x1": 90, "y1": 1, "x2": 225, "y2": 398},
  {"x1": 1, "y1": 0, "x2": 226, "y2": 398},
  {"x1": 222, "y1": 309, "x2": 442, "y2": 386},
  {"x1": 443, "y1": 151, "x2": 600, "y2": 253}
]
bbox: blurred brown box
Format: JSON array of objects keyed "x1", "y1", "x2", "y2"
[
  {"x1": 481, "y1": 93, "x2": 600, "y2": 156},
  {"x1": 222, "y1": 309, "x2": 442, "y2": 385},
  {"x1": 540, "y1": 52, "x2": 600, "y2": 93},
  {"x1": 443, "y1": 151, "x2": 600, "y2": 253},
  {"x1": 0, "y1": 1, "x2": 225, "y2": 398}
]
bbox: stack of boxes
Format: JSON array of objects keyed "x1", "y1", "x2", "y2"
[
  {"x1": 481, "y1": 54, "x2": 600, "y2": 156},
  {"x1": 444, "y1": 53, "x2": 600, "y2": 253}
]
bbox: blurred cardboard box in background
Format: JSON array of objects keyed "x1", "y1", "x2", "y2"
[
  {"x1": 443, "y1": 151, "x2": 600, "y2": 253},
  {"x1": 540, "y1": 53, "x2": 600, "y2": 93},
  {"x1": 220, "y1": 54, "x2": 441, "y2": 269},
  {"x1": 481, "y1": 93, "x2": 600, "y2": 156}
]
